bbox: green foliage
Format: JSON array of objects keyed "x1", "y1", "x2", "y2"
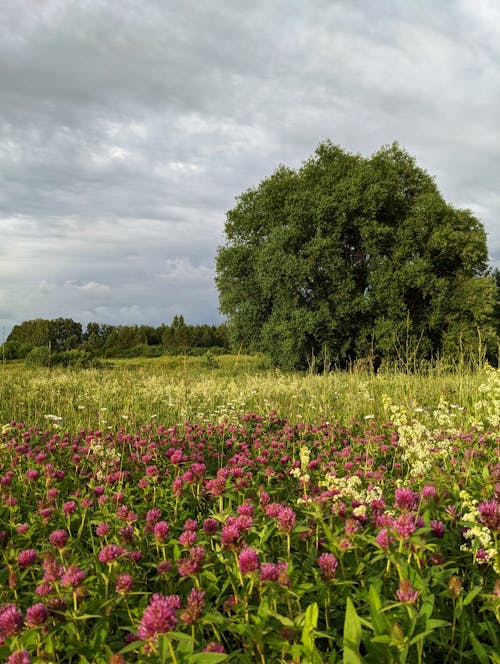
[
  {"x1": 200, "y1": 351, "x2": 219, "y2": 369},
  {"x1": 23, "y1": 346, "x2": 100, "y2": 368},
  {"x1": 24, "y1": 345, "x2": 52, "y2": 367},
  {"x1": 0, "y1": 371, "x2": 499, "y2": 660},
  {"x1": 216, "y1": 142, "x2": 498, "y2": 369},
  {"x1": 5, "y1": 317, "x2": 229, "y2": 360}
]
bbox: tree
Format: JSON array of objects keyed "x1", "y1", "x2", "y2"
[
  {"x1": 216, "y1": 142, "x2": 498, "y2": 369},
  {"x1": 6, "y1": 318, "x2": 82, "y2": 356}
]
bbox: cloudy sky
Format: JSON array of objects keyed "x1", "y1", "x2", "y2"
[{"x1": 1, "y1": 0, "x2": 499, "y2": 339}]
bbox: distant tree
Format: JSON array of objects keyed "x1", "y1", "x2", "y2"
[
  {"x1": 48, "y1": 318, "x2": 83, "y2": 350},
  {"x1": 493, "y1": 268, "x2": 500, "y2": 337},
  {"x1": 7, "y1": 318, "x2": 82, "y2": 356},
  {"x1": 216, "y1": 142, "x2": 498, "y2": 369},
  {"x1": 7, "y1": 319, "x2": 50, "y2": 349}
]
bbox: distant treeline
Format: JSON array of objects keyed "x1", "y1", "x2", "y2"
[{"x1": 1, "y1": 315, "x2": 229, "y2": 365}]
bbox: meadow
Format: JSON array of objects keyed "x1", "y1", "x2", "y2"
[{"x1": 0, "y1": 358, "x2": 499, "y2": 662}]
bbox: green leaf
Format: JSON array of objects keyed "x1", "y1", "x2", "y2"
[
  {"x1": 469, "y1": 633, "x2": 490, "y2": 664},
  {"x1": 343, "y1": 597, "x2": 362, "y2": 664},
  {"x1": 425, "y1": 619, "x2": 450, "y2": 630},
  {"x1": 463, "y1": 585, "x2": 483, "y2": 606},
  {"x1": 188, "y1": 654, "x2": 228, "y2": 663},
  {"x1": 368, "y1": 584, "x2": 382, "y2": 612},
  {"x1": 301, "y1": 601, "x2": 319, "y2": 654},
  {"x1": 268, "y1": 610, "x2": 295, "y2": 628},
  {"x1": 419, "y1": 594, "x2": 434, "y2": 621},
  {"x1": 305, "y1": 602, "x2": 319, "y2": 632},
  {"x1": 257, "y1": 596, "x2": 270, "y2": 620},
  {"x1": 119, "y1": 639, "x2": 143, "y2": 655}
]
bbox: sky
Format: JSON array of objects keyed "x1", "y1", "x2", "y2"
[{"x1": 1, "y1": 0, "x2": 499, "y2": 340}]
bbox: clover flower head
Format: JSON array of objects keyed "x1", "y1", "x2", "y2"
[
  {"x1": 238, "y1": 547, "x2": 260, "y2": 574},
  {"x1": 317, "y1": 552, "x2": 338, "y2": 580}
]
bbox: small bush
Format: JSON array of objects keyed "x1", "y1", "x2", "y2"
[
  {"x1": 24, "y1": 346, "x2": 51, "y2": 367},
  {"x1": 200, "y1": 350, "x2": 219, "y2": 369}
]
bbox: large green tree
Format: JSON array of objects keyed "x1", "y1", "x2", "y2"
[{"x1": 216, "y1": 142, "x2": 498, "y2": 369}]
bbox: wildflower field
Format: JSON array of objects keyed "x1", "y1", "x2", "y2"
[{"x1": 0, "y1": 360, "x2": 499, "y2": 663}]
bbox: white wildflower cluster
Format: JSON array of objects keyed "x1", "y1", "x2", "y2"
[
  {"x1": 432, "y1": 399, "x2": 459, "y2": 434},
  {"x1": 86, "y1": 439, "x2": 122, "y2": 481},
  {"x1": 211, "y1": 399, "x2": 247, "y2": 424},
  {"x1": 470, "y1": 365, "x2": 500, "y2": 432},
  {"x1": 44, "y1": 414, "x2": 63, "y2": 430},
  {"x1": 383, "y1": 397, "x2": 454, "y2": 479},
  {"x1": 459, "y1": 490, "x2": 499, "y2": 574},
  {"x1": 44, "y1": 414, "x2": 63, "y2": 421},
  {"x1": 318, "y1": 474, "x2": 382, "y2": 505},
  {"x1": 290, "y1": 444, "x2": 310, "y2": 484}
]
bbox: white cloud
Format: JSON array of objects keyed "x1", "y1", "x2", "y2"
[{"x1": 1, "y1": 0, "x2": 499, "y2": 335}]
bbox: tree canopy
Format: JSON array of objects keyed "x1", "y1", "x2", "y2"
[
  {"x1": 3, "y1": 317, "x2": 229, "y2": 361},
  {"x1": 216, "y1": 142, "x2": 498, "y2": 369}
]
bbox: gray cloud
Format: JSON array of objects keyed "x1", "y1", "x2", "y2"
[{"x1": 1, "y1": 0, "x2": 499, "y2": 338}]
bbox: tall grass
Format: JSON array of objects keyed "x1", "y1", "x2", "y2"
[{"x1": 0, "y1": 354, "x2": 491, "y2": 431}]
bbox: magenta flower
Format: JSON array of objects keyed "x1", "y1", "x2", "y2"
[
  {"x1": 61, "y1": 565, "x2": 86, "y2": 589},
  {"x1": 375, "y1": 528, "x2": 391, "y2": 549},
  {"x1": 238, "y1": 547, "x2": 260, "y2": 574},
  {"x1": 430, "y1": 520, "x2": 445, "y2": 538},
  {"x1": 237, "y1": 503, "x2": 254, "y2": 517},
  {"x1": 157, "y1": 560, "x2": 172, "y2": 575},
  {"x1": 98, "y1": 544, "x2": 125, "y2": 564},
  {"x1": 42, "y1": 554, "x2": 63, "y2": 582},
  {"x1": 137, "y1": 594, "x2": 181, "y2": 641},
  {"x1": 35, "y1": 582, "x2": 53, "y2": 597},
  {"x1": 26, "y1": 602, "x2": 49, "y2": 627},
  {"x1": 39, "y1": 507, "x2": 53, "y2": 522},
  {"x1": 221, "y1": 523, "x2": 241, "y2": 549},
  {"x1": 127, "y1": 550, "x2": 142, "y2": 563},
  {"x1": 396, "y1": 579, "x2": 420, "y2": 603},
  {"x1": 49, "y1": 529, "x2": 69, "y2": 548},
  {"x1": 477, "y1": 500, "x2": 500, "y2": 531},
  {"x1": 421, "y1": 485, "x2": 438, "y2": 502},
  {"x1": 394, "y1": 487, "x2": 419, "y2": 512},
  {"x1": 203, "y1": 642, "x2": 226, "y2": 653},
  {"x1": 277, "y1": 506, "x2": 297, "y2": 533},
  {"x1": 96, "y1": 522, "x2": 110, "y2": 537},
  {"x1": 115, "y1": 573, "x2": 134, "y2": 594},
  {"x1": 145, "y1": 508, "x2": 161, "y2": 533},
  {"x1": 63, "y1": 500, "x2": 77, "y2": 515},
  {"x1": 202, "y1": 518, "x2": 218, "y2": 534},
  {"x1": 177, "y1": 546, "x2": 206, "y2": 577},
  {"x1": 260, "y1": 561, "x2": 289, "y2": 585},
  {"x1": 265, "y1": 502, "x2": 281, "y2": 518},
  {"x1": 18, "y1": 548, "x2": 38, "y2": 568},
  {"x1": 345, "y1": 518, "x2": 360, "y2": 535},
  {"x1": 153, "y1": 521, "x2": 170, "y2": 542},
  {"x1": 0, "y1": 604, "x2": 24, "y2": 639},
  {"x1": 178, "y1": 530, "x2": 197, "y2": 547},
  {"x1": 179, "y1": 588, "x2": 205, "y2": 624},
  {"x1": 317, "y1": 553, "x2": 338, "y2": 581},
  {"x1": 7, "y1": 650, "x2": 30, "y2": 664},
  {"x1": 16, "y1": 523, "x2": 28, "y2": 534},
  {"x1": 119, "y1": 525, "x2": 135, "y2": 544},
  {"x1": 146, "y1": 508, "x2": 161, "y2": 523},
  {"x1": 395, "y1": 513, "x2": 417, "y2": 538}
]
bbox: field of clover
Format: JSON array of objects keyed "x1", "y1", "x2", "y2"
[{"x1": 0, "y1": 366, "x2": 499, "y2": 663}]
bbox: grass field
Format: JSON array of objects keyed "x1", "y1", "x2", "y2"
[
  {"x1": 0, "y1": 355, "x2": 492, "y2": 430},
  {"x1": 0, "y1": 359, "x2": 498, "y2": 662}
]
